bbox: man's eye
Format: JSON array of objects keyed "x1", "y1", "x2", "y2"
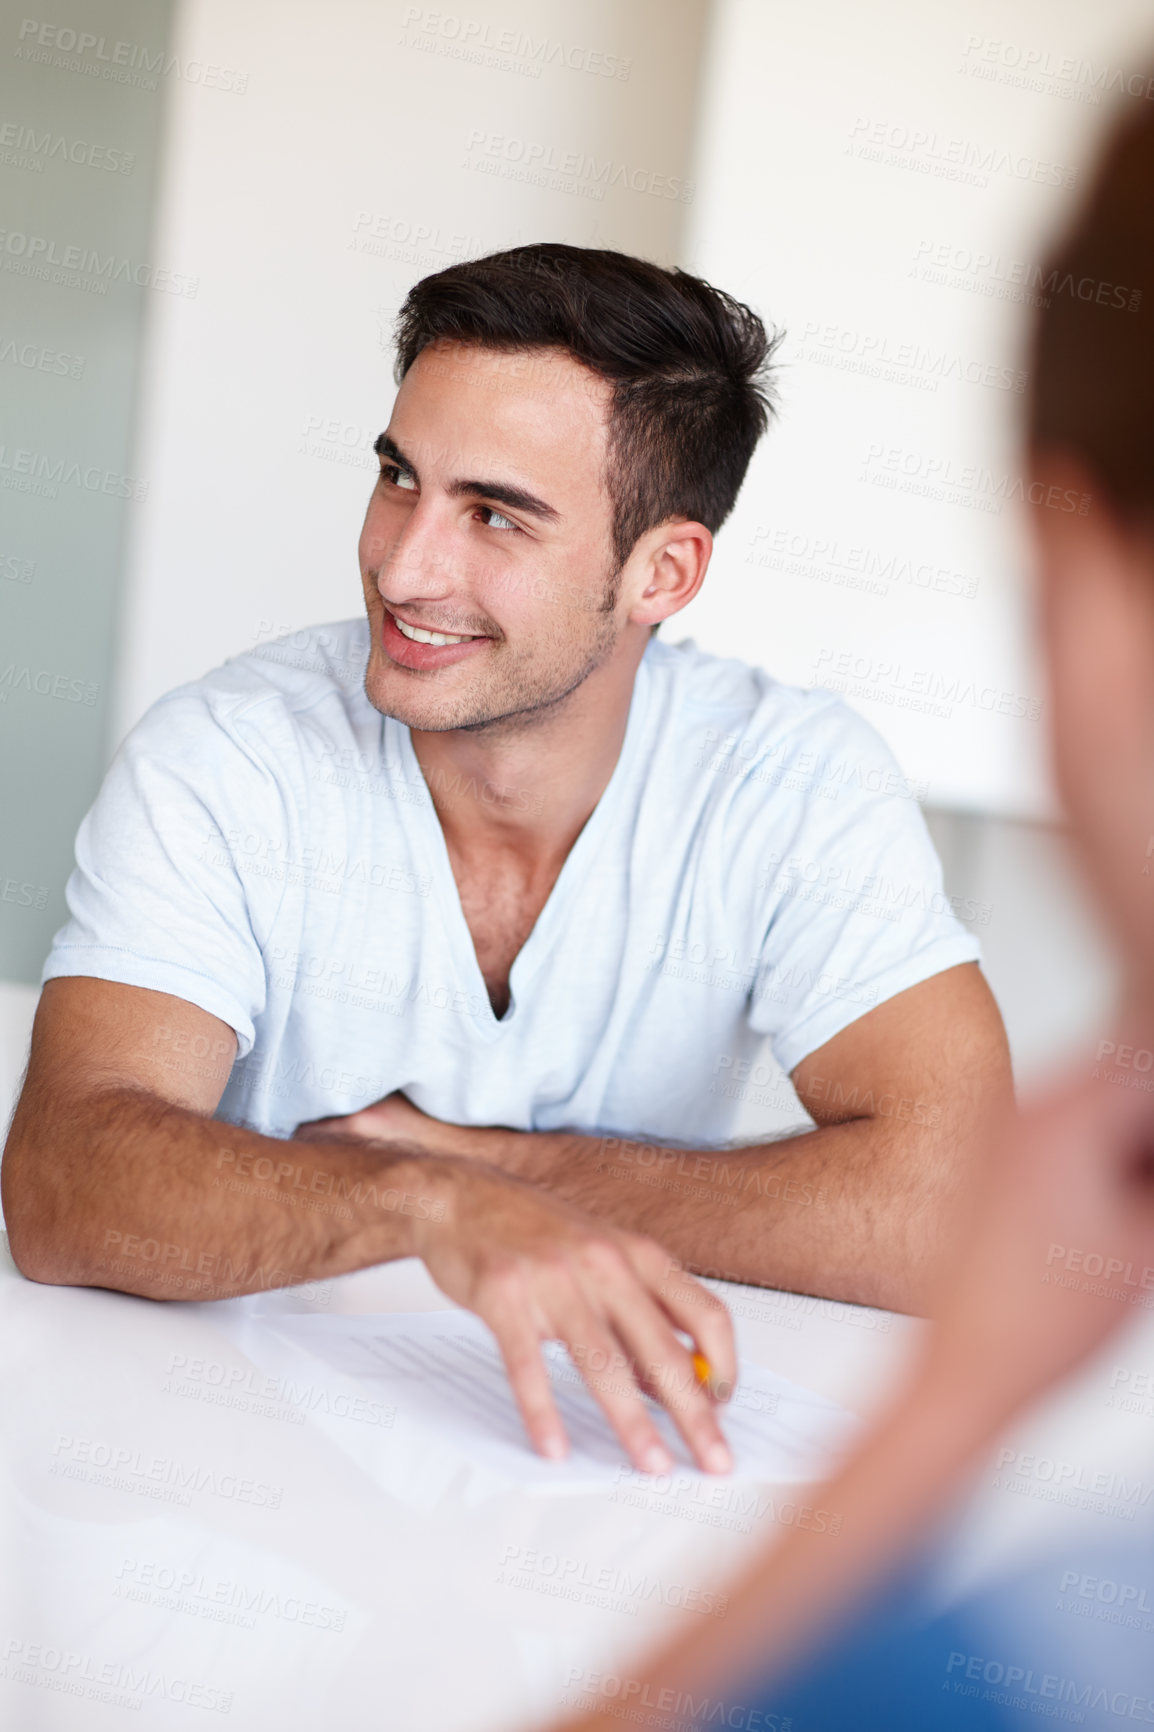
[
  {"x1": 381, "y1": 464, "x2": 417, "y2": 491},
  {"x1": 478, "y1": 506, "x2": 518, "y2": 531}
]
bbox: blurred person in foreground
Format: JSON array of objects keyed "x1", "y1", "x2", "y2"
[{"x1": 549, "y1": 82, "x2": 1154, "y2": 1732}]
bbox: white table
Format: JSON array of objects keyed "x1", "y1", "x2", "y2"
[
  {"x1": 3, "y1": 1239, "x2": 1151, "y2": 1730},
  {"x1": 0, "y1": 1240, "x2": 924, "y2": 1730}
]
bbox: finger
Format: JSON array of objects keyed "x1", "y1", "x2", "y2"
[
  {"x1": 559, "y1": 1303, "x2": 677, "y2": 1476},
  {"x1": 605, "y1": 1288, "x2": 733, "y2": 1475},
  {"x1": 638, "y1": 1246, "x2": 739, "y2": 1403},
  {"x1": 486, "y1": 1308, "x2": 570, "y2": 1462}
]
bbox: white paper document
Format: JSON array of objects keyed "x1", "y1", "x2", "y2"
[{"x1": 266, "y1": 1310, "x2": 859, "y2": 1492}]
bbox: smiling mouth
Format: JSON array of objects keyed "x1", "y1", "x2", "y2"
[{"x1": 391, "y1": 614, "x2": 482, "y2": 647}]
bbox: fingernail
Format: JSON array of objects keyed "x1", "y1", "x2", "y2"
[
  {"x1": 713, "y1": 1379, "x2": 733, "y2": 1403},
  {"x1": 705, "y1": 1442, "x2": 732, "y2": 1475},
  {"x1": 642, "y1": 1444, "x2": 673, "y2": 1475},
  {"x1": 541, "y1": 1433, "x2": 567, "y2": 1460}
]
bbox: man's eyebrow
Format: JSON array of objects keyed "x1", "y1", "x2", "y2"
[
  {"x1": 374, "y1": 433, "x2": 412, "y2": 471},
  {"x1": 373, "y1": 432, "x2": 560, "y2": 525}
]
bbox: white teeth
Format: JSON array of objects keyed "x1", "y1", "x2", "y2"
[{"x1": 393, "y1": 616, "x2": 475, "y2": 647}]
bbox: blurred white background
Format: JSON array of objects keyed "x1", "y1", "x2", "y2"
[{"x1": 5, "y1": 0, "x2": 1153, "y2": 1137}]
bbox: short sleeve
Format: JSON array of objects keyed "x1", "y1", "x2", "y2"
[
  {"x1": 745, "y1": 702, "x2": 982, "y2": 1074},
  {"x1": 40, "y1": 691, "x2": 291, "y2": 1060}
]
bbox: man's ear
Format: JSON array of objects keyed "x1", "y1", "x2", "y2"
[{"x1": 625, "y1": 520, "x2": 713, "y2": 628}]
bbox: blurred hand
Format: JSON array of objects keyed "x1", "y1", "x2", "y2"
[
  {"x1": 535, "y1": 1066, "x2": 1154, "y2": 1732},
  {"x1": 923, "y1": 1063, "x2": 1154, "y2": 1416}
]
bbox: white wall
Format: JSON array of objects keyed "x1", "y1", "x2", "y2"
[
  {"x1": 111, "y1": 0, "x2": 708, "y2": 744},
  {"x1": 668, "y1": 0, "x2": 1154, "y2": 819},
  {"x1": 6, "y1": 0, "x2": 1135, "y2": 1148}
]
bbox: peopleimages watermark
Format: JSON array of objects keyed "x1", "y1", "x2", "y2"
[
  {"x1": 596, "y1": 1133, "x2": 828, "y2": 1214},
  {"x1": 945, "y1": 1647, "x2": 1154, "y2": 1722},
  {"x1": 992, "y1": 1447, "x2": 1154, "y2": 1521},
  {"x1": 859, "y1": 441, "x2": 1092, "y2": 519},
  {"x1": 0, "y1": 226, "x2": 198, "y2": 296},
  {"x1": 1056, "y1": 1567, "x2": 1154, "y2": 1634},
  {"x1": 676, "y1": 1270, "x2": 895, "y2": 1333},
  {"x1": 114, "y1": 1556, "x2": 350, "y2": 1633},
  {"x1": 49, "y1": 1433, "x2": 284, "y2": 1510},
  {"x1": 1, "y1": 873, "x2": 48, "y2": 911},
  {"x1": 398, "y1": 7, "x2": 631, "y2": 80},
  {"x1": 213, "y1": 1145, "x2": 447, "y2": 1222},
  {"x1": 847, "y1": 116, "x2": 1077, "y2": 190},
  {"x1": 720, "y1": 1051, "x2": 944, "y2": 1127},
  {"x1": 794, "y1": 320, "x2": 1025, "y2": 396},
  {"x1": 813, "y1": 647, "x2": 1043, "y2": 723},
  {"x1": 910, "y1": 238, "x2": 1142, "y2": 313},
  {"x1": 1, "y1": 334, "x2": 84, "y2": 378},
  {"x1": 759, "y1": 847, "x2": 991, "y2": 928},
  {"x1": 0, "y1": 549, "x2": 35, "y2": 582},
  {"x1": 348, "y1": 209, "x2": 488, "y2": 268},
  {"x1": 1, "y1": 1636, "x2": 233, "y2": 1714},
  {"x1": 0, "y1": 116, "x2": 134, "y2": 173},
  {"x1": 95, "y1": 1227, "x2": 329, "y2": 1297},
  {"x1": 697, "y1": 727, "x2": 930, "y2": 802},
  {"x1": 1092, "y1": 1038, "x2": 1154, "y2": 1096},
  {"x1": 1106, "y1": 1365, "x2": 1154, "y2": 1422},
  {"x1": 747, "y1": 524, "x2": 979, "y2": 602},
  {"x1": 298, "y1": 412, "x2": 376, "y2": 472},
  {"x1": 1043, "y1": 1241, "x2": 1154, "y2": 1309},
  {"x1": 462, "y1": 128, "x2": 693, "y2": 203},
  {"x1": 230, "y1": 1048, "x2": 398, "y2": 1111},
  {"x1": 0, "y1": 442, "x2": 147, "y2": 501},
  {"x1": 958, "y1": 33, "x2": 1154, "y2": 105},
  {"x1": 0, "y1": 661, "x2": 98, "y2": 705},
  {"x1": 611, "y1": 1461, "x2": 843, "y2": 1537},
  {"x1": 647, "y1": 931, "x2": 881, "y2": 1012},
  {"x1": 151, "y1": 1022, "x2": 234, "y2": 1087},
  {"x1": 560, "y1": 1665, "x2": 793, "y2": 1729},
  {"x1": 163, "y1": 1351, "x2": 395, "y2": 1428},
  {"x1": 496, "y1": 1544, "x2": 729, "y2": 1617},
  {"x1": 266, "y1": 942, "x2": 492, "y2": 1022},
  {"x1": 196, "y1": 823, "x2": 433, "y2": 900},
  {"x1": 14, "y1": 17, "x2": 249, "y2": 93}
]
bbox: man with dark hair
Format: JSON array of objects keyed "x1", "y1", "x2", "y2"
[{"x1": 2, "y1": 244, "x2": 1009, "y2": 1475}]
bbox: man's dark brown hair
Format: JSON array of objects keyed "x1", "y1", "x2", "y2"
[
  {"x1": 394, "y1": 243, "x2": 781, "y2": 570},
  {"x1": 1029, "y1": 94, "x2": 1154, "y2": 523}
]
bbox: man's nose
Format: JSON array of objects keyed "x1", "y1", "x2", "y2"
[{"x1": 375, "y1": 501, "x2": 457, "y2": 597}]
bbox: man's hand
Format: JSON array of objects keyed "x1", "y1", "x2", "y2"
[
  {"x1": 297, "y1": 1114, "x2": 737, "y2": 1474},
  {"x1": 298, "y1": 1090, "x2": 490, "y2": 1160},
  {"x1": 296, "y1": 967, "x2": 1013, "y2": 1314}
]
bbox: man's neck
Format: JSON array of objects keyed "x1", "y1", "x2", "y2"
[{"x1": 408, "y1": 641, "x2": 646, "y2": 870}]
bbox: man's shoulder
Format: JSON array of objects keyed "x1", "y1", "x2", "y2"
[
  {"x1": 129, "y1": 618, "x2": 374, "y2": 757},
  {"x1": 99, "y1": 621, "x2": 380, "y2": 828},
  {"x1": 178, "y1": 617, "x2": 370, "y2": 715},
  {"x1": 643, "y1": 636, "x2": 920, "y2": 799}
]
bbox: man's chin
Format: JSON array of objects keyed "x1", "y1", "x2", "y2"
[{"x1": 362, "y1": 659, "x2": 495, "y2": 732}]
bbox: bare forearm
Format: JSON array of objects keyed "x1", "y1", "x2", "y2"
[
  {"x1": 2, "y1": 1085, "x2": 444, "y2": 1300},
  {"x1": 484, "y1": 1118, "x2": 943, "y2": 1312},
  {"x1": 568, "y1": 1352, "x2": 1006, "y2": 1726}
]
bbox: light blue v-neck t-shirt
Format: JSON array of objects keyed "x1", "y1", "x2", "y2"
[{"x1": 41, "y1": 620, "x2": 980, "y2": 1144}]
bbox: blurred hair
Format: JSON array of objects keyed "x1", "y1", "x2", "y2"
[
  {"x1": 394, "y1": 243, "x2": 782, "y2": 569},
  {"x1": 1029, "y1": 93, "x2": 1154, "y2": 524}
]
